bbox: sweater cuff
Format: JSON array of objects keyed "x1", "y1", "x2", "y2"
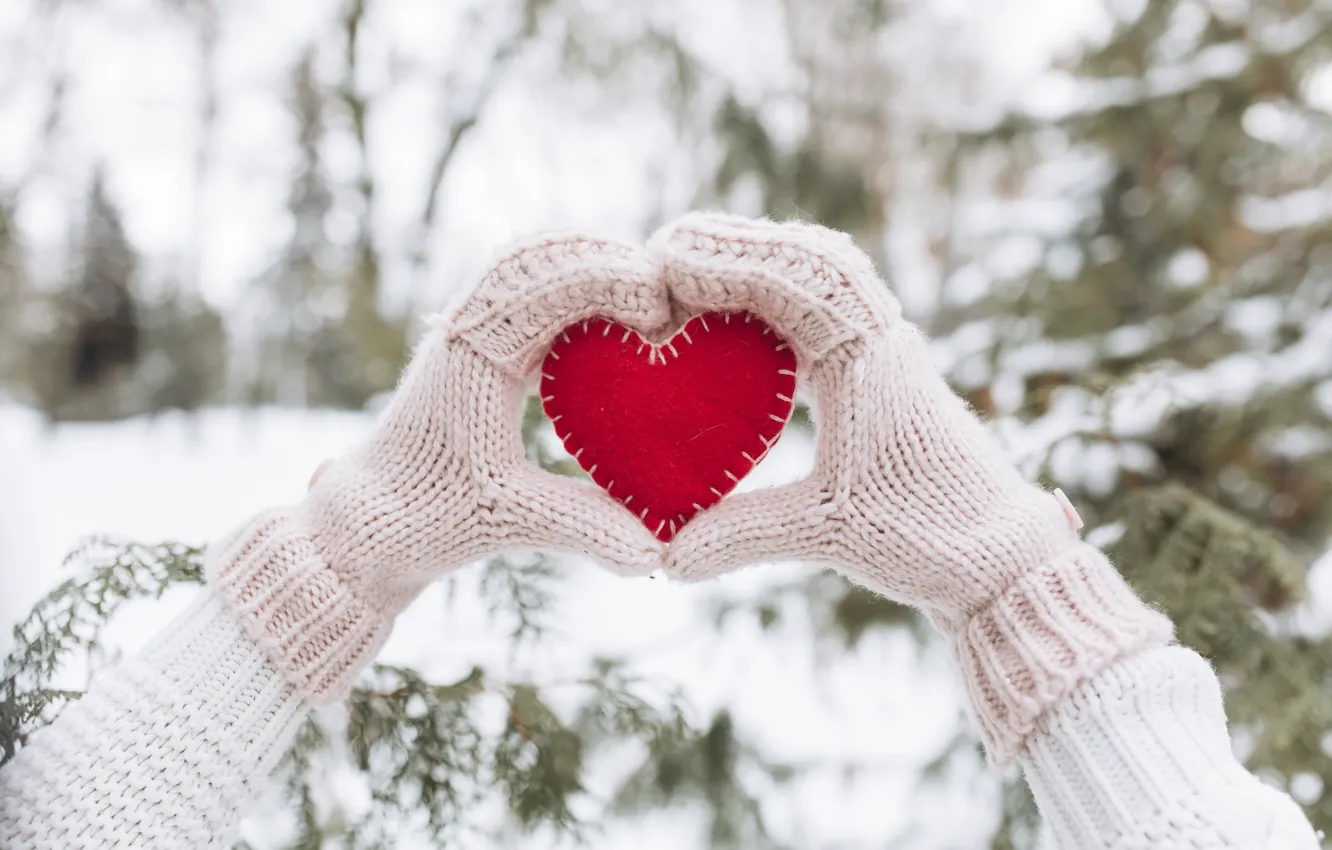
[
  {"x1": 205, "y1": 508, "x2": 393, "y2": 705},
  {"x1": 1021, "y1": 646, "x2": 1320, "y2": 849},
  {"x1": 950, "y1": 543, "x2": 1174, "y2": 764}
]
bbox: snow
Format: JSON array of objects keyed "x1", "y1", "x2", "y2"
[{"x1": 0, "y1": 404, "x2": 372, "y2": 641}]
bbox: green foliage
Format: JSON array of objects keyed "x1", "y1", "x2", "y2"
[
  {"x1": 981, "y1": 483, "x2": 1331, "y2": 848},
  {"x1": 712, "y1": 569, "x2": 925, "y2": 650},
  {"x1": 343, "y1": 666, "x2": 490, "y2": 843},
  {"x1": 713, "y1": 95, "x2": 876, "y2": 237},
  {"x1": 944, "y1": 0, "x2": 1332, "y2": 542},
  {"x1": 4, "y1": 174, "x2": 228, "y2": 421},
  {"x1": 1115, "y1": 484, "x2": 1332, "y2": 831},
  {"x1": 0, "y1": 539, "x2": 203, "y2": 765},
  {"x1": 275, "y1": 660, "x2": 620, "y2": 847},
  {"x1": 610, "y1": 709, "x2": 789, "y2": 850},
  {"x1": 933, "y1": 2, "x2": 1332, "y2": 842},
  {"x1": 987, "y1": 779, "x2": 1039, "y2": 850}
]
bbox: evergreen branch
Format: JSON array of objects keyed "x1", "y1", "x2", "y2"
[
  {"x1": 711, "y1": 569, "x2": 925, "y2": 649},
  {"x1": 270, "y1": 660, "x2": 788, "y2": 848},
  {"x1": 478, "y1": 553, "x2": 560, "y2": 646},
  {"x1": 0, "y1": 537, "x2": 203, "y2": 765},
  {"x1": 4, "y1": 539, "x2": 752, "y2": 846}
]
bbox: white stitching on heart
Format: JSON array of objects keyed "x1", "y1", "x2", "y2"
[{"x1": 540, "y1": 310, "x2": 797, "y2": 540}]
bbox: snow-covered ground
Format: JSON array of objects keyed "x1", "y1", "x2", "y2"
[{"x1": 0, "y1": 402, "x2": 998, "y2": 848}]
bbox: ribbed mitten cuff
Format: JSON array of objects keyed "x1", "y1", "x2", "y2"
[
  {"x1": 950, "y1": 543, "x2": 1175, "y2": 764},
  {"x1": 204, "y1": 509, "x2": 392, "y2": 705}
]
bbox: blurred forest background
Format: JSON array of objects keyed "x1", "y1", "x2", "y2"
[{"x1": 3, "y1": 0, "x2": 1332, "y2": 847}]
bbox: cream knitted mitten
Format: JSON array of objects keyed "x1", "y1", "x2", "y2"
[
  {"x1": 654, "y1": 213, "x2": 1175, "y2": 762},
  {"x1": 207, "y1": 234, "x2": 670, "y2": 705}
]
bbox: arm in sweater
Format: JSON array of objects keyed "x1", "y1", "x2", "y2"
[
  {"x1": 1022, "y1": 645, "x2": 1320, "y2": 849},
  {"x1": 0, "y1": 589, "x2": 1318, "y2": 849},
  {"x1": 0, "y1": 591, "x2": 307, "y2": 849}
]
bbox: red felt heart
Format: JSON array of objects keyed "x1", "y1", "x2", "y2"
[{"x1": 539, "y1": 312, "x2": 797, "y2": 542}]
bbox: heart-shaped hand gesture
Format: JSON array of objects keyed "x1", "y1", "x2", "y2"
[{"x1": 210, "y1": 214, "x2": 1170, "y2": 764}]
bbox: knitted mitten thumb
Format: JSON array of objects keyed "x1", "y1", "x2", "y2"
[
  {"x1": 207, "y1": 234, "x2": 671, "y2": 705},
  {"x1": 655, "y1": 213, "x2": 1173, "y2": 763}
]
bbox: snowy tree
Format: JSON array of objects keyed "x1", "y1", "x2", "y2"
[{"x1": 935, "y1": 0, "x2": 1332, "y2": 839}]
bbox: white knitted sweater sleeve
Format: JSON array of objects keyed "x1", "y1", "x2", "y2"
[
  {"x1": 0, "y1": 596, "x2": 1319, "y2": 849},
  {"x1": 0, "y1": 589, "x2": 308, "y2": 849},
  {"x1": 1023, "y1": 645, "x2": 1321, "y2": 850}
]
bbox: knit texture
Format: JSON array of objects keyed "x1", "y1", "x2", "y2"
[
  {"x1": 654, "y1": 213, "x2": 1175, "y2": 762},
  {"x1": 0, "y1": 590, "x2": 308, "y2": 849},
  {"x1": 206, "y1": 234, "x2": 670, "y2": 704},
  {"x1": 1024, "y1": 645, "x2": 1320, "y2": 850}
]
